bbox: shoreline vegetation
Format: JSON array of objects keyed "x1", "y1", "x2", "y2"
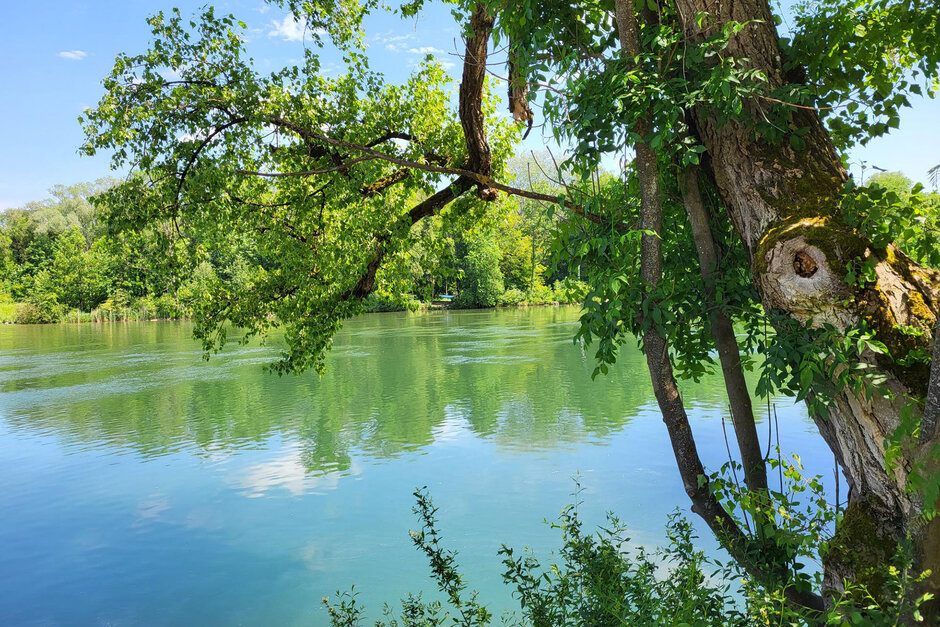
[
  {"x1": 0, "y1": 173, "x2": 588, "y2": 327},
  {"x1": 0, "y1": 286, "x2": 586, "y2": 325}
]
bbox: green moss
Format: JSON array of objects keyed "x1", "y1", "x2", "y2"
[
  {"x1": 824, "y1": 498, "x2": 899, "y2": 601},
  {"x1": 754, "y1": 216, "x2": 866, "y2": 279},
  {"x1": 908, "y1": 290, "x2": 932, "y2": 322},
  {"x1": 858, "y1": 249, "x2": 935, "y2": 396}
]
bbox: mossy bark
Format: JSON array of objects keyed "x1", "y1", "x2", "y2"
[
  {"x1": 674, "y1": 0, "x2": 940, "y2": 613},
  {"x1": 615, "y1": 0, "x2": 825, "y2": 613}
]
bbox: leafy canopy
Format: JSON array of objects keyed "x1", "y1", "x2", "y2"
[{"x1": 81, "y1": 3, "x2": 516, "y2": 373}]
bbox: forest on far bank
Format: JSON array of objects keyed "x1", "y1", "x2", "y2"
[
  {"x1": 3, "y1": 166, "x2": 937, "y2": 327},
  {"x1": 0, "y1": 156, "x2": 603, "y2": 325}
]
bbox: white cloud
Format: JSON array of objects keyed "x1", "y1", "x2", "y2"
[
  {"x1": 267, "y1": 15, "x2": 306, "y2": 41},
  {"x1": 375, "y1": 31, "x2": 416, "y2": 53},
  {"x1": 237, "y1": 448, "x2": 360, "y2": 498},
  {"x1": 408, "y1": 46, "x2": 445, "y2": 55},
  {"x1": 374, "y1": 31, "x2": 415, "y2": 44},
  {"x1": 132, "y1": 495, "x2": 170, "y2": 527},
  {"x1": 58, "y1": 50, "x2": 87, "y2": 61},
  {"x1": 398, "y1": 46, "x2": 455, "y2": 70}
]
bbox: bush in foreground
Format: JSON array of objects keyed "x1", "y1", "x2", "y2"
[{"x1": 324, "y1": 487, "x2": 934, "y2": 626}]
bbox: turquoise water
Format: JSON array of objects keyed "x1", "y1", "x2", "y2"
[{"x1": 0, "y1": 307, "x2": 833, "y2": 625}]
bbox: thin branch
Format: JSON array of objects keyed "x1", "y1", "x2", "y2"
[
  {"x1": 236, "y1": 153, "x2": 378, "y2": 177},
  {"x1": 249, "y1": 120, "x2": 623, "y2": 228},
  {"x1": 175, "y1": 116, "x2": 249, "y2": 207}
]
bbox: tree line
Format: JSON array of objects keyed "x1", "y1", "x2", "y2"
[
  {"x1": 0, "y1": 161, "x2": 590, "y2": 324},
  {"x1": 3, "y1": 169, "x2": 932, "y2": 326}
]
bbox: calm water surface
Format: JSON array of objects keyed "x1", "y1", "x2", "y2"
[{"x1": 0, "y1": 307, "x2": 833, "y2": 625}]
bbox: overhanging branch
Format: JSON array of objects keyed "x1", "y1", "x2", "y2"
[{"x1": 242, "y1": 124, "x2": 621, "y2": 228}]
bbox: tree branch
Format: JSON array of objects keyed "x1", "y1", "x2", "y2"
[
  {"x1": 361, "y1": 169, "x2": 410, "y2": 197},
  {"x1": 680, "y1": 165, "x2": 767, "y2": 493},
  {"x1": 459, "y1": 4, "x2": 497, "y2": 200},
  {"x1": 614, "y1": 0, "x2": 825, "y2": 613},
  {"x1": 175, "y1": 116, "x2": 249, "y2": 207},
  {"x1": 246, "y1": 121, "x2": 621, "y2": 228},
  {"x1": 344, "y1": 177, "x2": 474, "y2": 299}
]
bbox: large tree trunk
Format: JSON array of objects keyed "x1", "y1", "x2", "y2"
[
  {"x1": 613, "y1": 0, "x2": 827, "y2": 613},
  {"x1": 673, "y1": 0, "x2": 940, "y2": 608}
]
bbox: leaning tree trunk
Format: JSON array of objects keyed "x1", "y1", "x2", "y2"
[
  {"x1": 673, "y1": 0, "x2": 940, "y2": 608},
  {"x1": 614, "y1": 0, "x2": 826, "y2": 613}
]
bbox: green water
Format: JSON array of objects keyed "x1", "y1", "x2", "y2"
[{"x1": 0, "y1": 307, "x2": 831, "y2": 625}]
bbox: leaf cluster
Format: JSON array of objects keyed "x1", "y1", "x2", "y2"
[{"x1": 787, "y1": 0, "x2": 940, "y2": 150}]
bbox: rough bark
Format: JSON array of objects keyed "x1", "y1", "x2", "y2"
[
  {"x1": 924, "y1": 315, "x2": 940, "y2": 442},
  {"x1": 460, "y1": 5, "x2": 498, "y2": 201},
  {"x1": 614, "y1": 0, "x2": 824, "y2": 613},
  {"x1": 672, "y1": 0, "x2": 940, "y2": 607},
  {"x1": 507, "y1": 46, "x2": 533, "y2": 140},
  {"x1": 680, "y1": 166, "x2": 768, "y2": 494}
]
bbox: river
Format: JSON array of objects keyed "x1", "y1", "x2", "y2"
[{"x1": 0, "y1": 306, "x2": 834, "y2": 625}]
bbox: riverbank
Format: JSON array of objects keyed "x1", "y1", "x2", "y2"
[{"x1": 0, "y1": 280, "x2": 589, "y2": 325}]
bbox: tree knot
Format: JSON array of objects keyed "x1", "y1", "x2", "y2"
[{"x1": 793, "y1": 250, "x2": 818, "y2": 277}]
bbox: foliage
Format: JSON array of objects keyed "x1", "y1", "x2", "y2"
[
  {"x1": 842, "y1": 173, "x2": 940, "y2": 269},
  {"x1": 0, "y1": 168, "x2": 575, "y2": 323},
  {"x1": 552, "y1": 278, "x2": 589, "y2": 307},
  {"x1": 453, "y1": 235, "x2": 505, "y2": 309},
  {"x1": 0, "y1": 307, "x2": 16, "y2": 324},
  {"x1": 788, "y1": 0, "x2": 940, "y2": 149},
  {"x1": 18, "y1": 271, "x2": 64, "y2": 323},
  {"x1": 363, "y1": 289, "x2": 423, "y2": 313},
  {"x1": 325, "y1": 488, "x2": 934, "y2": 625},
  {"x1": 753, "y1": 315, "x2": 890, "y2": 419},
  {"x1": 558, "y1": 167, "x2": 761, "y2": 382},
  {"x1": 47, "y1": 227, "x2": 108, "y2": 312},
  {"x1": 499, "y1": 504, "x2": 744, "y2": 625},
  {"x1": 710, "y1": 452, "x2": 836, "y2": 593},
  {"x1": 497, "y1": 288, "x2": 527, "y2": 306},
  {"x1": 746, "y1": 552, "x2": 934, "y2": 626},
  {"x1": 325, "y1": 487, "x2": 746, "y2": 626},
  {"x1": 75, "y1": 2, "x2": 526, "y2": 373}
]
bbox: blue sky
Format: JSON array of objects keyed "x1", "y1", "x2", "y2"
[
  {"x1": 1, "y1": 0, "x2": 938, "y2": 209},
  {"x1": 0, "y1": 0, "x2": 464, "y2": 209}
]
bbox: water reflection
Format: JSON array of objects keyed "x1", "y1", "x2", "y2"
[
  {"x1": 0, "y1": 307, "x2": 680, "y2": 473},
  {"x1": 238, "y1": 447, "x2": 359, "y2": 497},
  {"x1": 0, "y1": 307, "x2": 828, "y2": 626}
]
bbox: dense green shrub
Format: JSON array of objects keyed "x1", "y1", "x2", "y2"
[
  {"x1": 363, "y1": 290, "x2": 423, "y2": 313},
  {"x1": 14, "y1": 302, "x2": 60, "y2": 324},
  {"x1": 497, "y1": 288, "x2": 527, "y2": 306},
  {"x1": 525, "y1": 284, "x2": 557, "y2": 305},
  {"x1": 17, "y1": 271, "x2": 64, "y2": 323},
  {"x1": 454, "y1": 237, "x2": 504, "y2": 308}
]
